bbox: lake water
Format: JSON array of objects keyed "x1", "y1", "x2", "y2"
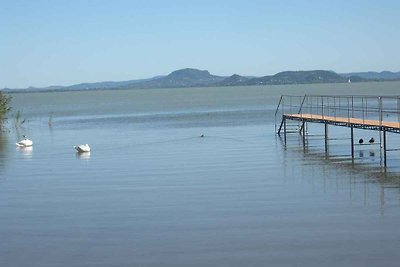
[{"x1": 1, "y1": 82, "x2": 400, "y2": 266}]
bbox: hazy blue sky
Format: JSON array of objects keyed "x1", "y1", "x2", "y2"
[{"x1": 1, "y1": 0, "x2": 399, "y2": 88}]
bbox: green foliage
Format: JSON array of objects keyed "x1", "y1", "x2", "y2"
[{"x1": 0, "y1": 92, "x2": 11, "y2": 128}]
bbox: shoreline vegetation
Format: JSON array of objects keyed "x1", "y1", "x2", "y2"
[
  {"x1": 2, "y1": 69, "x2": 400, "y2": 94},
  {"x1": 0, "y1": 92, "x2": 11, "y2": 129}
]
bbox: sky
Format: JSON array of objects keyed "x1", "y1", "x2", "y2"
[{"x1": 1, "y1": 0, "x2": 400, "y2": 88}]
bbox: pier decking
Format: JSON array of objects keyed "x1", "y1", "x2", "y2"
[
  {"x1": 275, "y1": 95, "x2": 400, "y2": 167},
  {"x1": 284, "y1": 113, "x2": 400, "y2": 132}
]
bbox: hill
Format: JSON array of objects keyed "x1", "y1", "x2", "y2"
[
  {"x1": 3, "y1": 68, "x2": 392, "y2": 93},
  {"x1": 340, "y1": 71, "x2": 400, "y2": 80},
  {"x1": 242, "y1": 70, "x2": 363, "y2": 85},
  {"x1": 216, "y1": 74, "x2": 249, "y2": 86},
  {"x1": 126, "y1": 68, "x2": 225, "y2": 88}
]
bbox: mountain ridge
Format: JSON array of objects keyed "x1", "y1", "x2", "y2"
[
  {"x1": 340, "y1": 71, "x2": 400, "y2": 80},
  {"x1": 2, "y1": 68, "x2": 399, "y2": 93}
]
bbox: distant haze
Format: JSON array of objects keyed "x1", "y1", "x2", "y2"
[{"x1": 1, "y1": 0, "x2": 400, "y2": 88}]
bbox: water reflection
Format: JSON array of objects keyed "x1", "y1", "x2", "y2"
[
  {"x1": 282, "y1": 134, "x2": 400, "y2": 182},
  {"x1": 76, "y1": 152, "x2": 90, "y2": 160},
  {"x1": 279, "y1": 133, "x2": 400, "y2": 214},
  {"x1": 16, "y1": 146, "x2": 33, "y2": 158}
]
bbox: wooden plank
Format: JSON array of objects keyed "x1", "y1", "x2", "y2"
[{"x1": 285, "y1": 113, "x2": 400, "y2": 129}]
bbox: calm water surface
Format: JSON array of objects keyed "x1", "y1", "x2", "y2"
[{"x1": 1, "y1": 82, "x2": 400, "y2": 266}]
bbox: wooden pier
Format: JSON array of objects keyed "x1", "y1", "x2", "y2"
[{"x1": 275, "y1": 95, "x2": 400, "y2": 167}]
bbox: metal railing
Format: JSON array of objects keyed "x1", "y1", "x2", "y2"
[
  {"x1": 275, "y1": 95, "x2": 400, "y2": 131},
  {"x1": 274, "y1": 95, "x2": 304, "y2": 132}
]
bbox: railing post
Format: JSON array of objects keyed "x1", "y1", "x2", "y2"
[
  {"x1": 274, "y1": 95, "x2": 283, "y2": 133},
  {"x1": 347, "y1": 97, "x2": 350, "y2": 123},
  {"x1": 327, "y1": 96, "x2": 330, "y2": 117},
  {"x1": 362, "y1": 97, "x2": 365, "y2": 123},
  {"x1": 298, "y1": 94, "x2": 307, "y2": 117},
  {"x1": 334, "y1": 96, "x2": 336, "y2": 119},
  {"x1": 322, "y1": 96, "x2": 324, "y2": 119}
]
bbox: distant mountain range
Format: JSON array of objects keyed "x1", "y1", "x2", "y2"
[
  {"x1": 340, "y1": 71, "x2": 400, "y2": 80},
  {"x1": 3, "y1": 68, "x2": 400, "y2": 93}
]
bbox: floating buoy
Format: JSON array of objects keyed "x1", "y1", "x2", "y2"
[{"x1": 358, "y1": 138, "x2": 364, "y2": 144}]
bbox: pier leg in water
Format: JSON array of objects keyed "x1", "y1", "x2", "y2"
[
  {"x1": 301, "y1": 121, "x2": 306, "y2": 151},
  {"x1": 383, "y1": 128, "x2": 387, "y2": 167},
  {"x1": 324, "y1": 122, "x2": 328, "y2": 156},
  {"x1": 351, "y1": 125, "x2": 354, "y2": 161},
  {"x1": 283, "y1": 117, "x2": 287, "y2": 146},
  {"x1": 379, "y1": 129, "x2": 383, "y2": 166}
]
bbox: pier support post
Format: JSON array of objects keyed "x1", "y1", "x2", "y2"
[
  {"x1": 301, "y1": 121, "x2": 307, "y2": 152},
  {"x1": 324, "y1": 122, "x2": 328, "y2": 155},
  {"x1": 350, "y1": 125, "x2": 354, "y2": 159},
  {"x1": 283, "y1": 117, "x2": 287, "y2": 146},
  {"x1": 383, "y1": 128, "x2": 387, "y2": 167}
]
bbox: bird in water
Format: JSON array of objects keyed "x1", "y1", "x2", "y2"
[
  {"x1": 74, "y1": 144, "x2": 91, "y2": 153},
  {"x1": 369, "y1": 137, "x2": 375, "y2": 144},
  {"x1": 358, "y1": 138, "x2": 364, "y2": 144},
  {"x1": 200, "y1": 134, "x2": 204, "y2": 138},
  {"x1": 16, "y1": 135, "x2": 33, "y2": 147}
]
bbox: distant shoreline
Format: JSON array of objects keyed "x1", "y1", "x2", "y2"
[
  {"x1": 3, "y1": 68, "x2": 400, "y2": 94},
  {"x1": 4, "y1": 80, "x2": 400, "y2": 94}
]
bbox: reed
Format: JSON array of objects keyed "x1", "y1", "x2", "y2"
[
  {"x1": 0, "y1": 92, "x2": 11, "y2": 129},
  {"x1": 14, "y1": 110, "x2": 26, "y2": 128}
]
